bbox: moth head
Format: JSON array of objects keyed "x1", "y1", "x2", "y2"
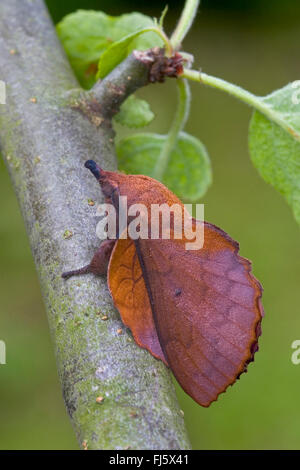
[
  {"x1": 84, "y1": 159, "x2": 181, "y2": 210},
  {"x1": 84, "y1": 160, "x2": 120, "y2": 205},
  {"x1": 84, "y1": 160, "x2": 103, "y2": 180}
]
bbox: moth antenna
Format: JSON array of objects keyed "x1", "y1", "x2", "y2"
[{"x1": 84, "y1": 160, "x2": 103, "y2": 180}]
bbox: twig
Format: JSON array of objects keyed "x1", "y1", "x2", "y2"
[{"x1": 0, "y1": 0, "x2": 191, "y2": 450}]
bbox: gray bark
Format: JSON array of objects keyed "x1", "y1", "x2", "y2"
[{"x1": 0, "y1": 0, "x2": 191, "y2": 449}]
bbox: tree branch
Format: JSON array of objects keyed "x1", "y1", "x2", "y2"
[
  {"x1": 90, "y1": 54, "x2": 150, "y2": 119},
  {"x1": 0, "y1": 0, "x2": 191, "y2": 450}
]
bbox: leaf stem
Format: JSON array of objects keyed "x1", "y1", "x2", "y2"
[
  {"x1": 153, "y1": 78, "x2": 191, "y2": 180},
  {"x1": 150, "y1": 26, "x2": 173, "y2": 57},
  {"x1": 129, "y1": 26, "x2": 173, "y2": 57},
  {"x1": 170, "y1": 0, "x2": 200, "y2": 50},
  {"x1": 182, "y1": 68, "x2": 300, "y2": 141}
]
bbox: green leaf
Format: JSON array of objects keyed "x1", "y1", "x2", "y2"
[
  {"x1": 261, "y1": 83, "x2": 300, "y2": 140},
  {"x1": 97, "y1": 26, "x2": 163, "y2": 79},
  {"x1": 116, "y1": 132, "x2": 212, "y2": 201},
  {"x1": 249, "y1": 83, "x2": 300, "y2": 225},
  {"x1": 57, "y1": 10, "x2": 163, "y2": 88},
  {"x1": 114, "y1": 95, "x2": 155, "y2": 128},
  {"x1": 57, "y1": 10, "x2": 114, "y2": 88}
]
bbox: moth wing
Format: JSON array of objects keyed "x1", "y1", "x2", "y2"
[
  {"x1": 136, "y1": 220, "x2": 264, "y2": 407},
  {"x1": 108, "y1": 237, "x2": 168, "y2": 365}
]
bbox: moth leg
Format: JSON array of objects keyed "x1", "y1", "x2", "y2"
[
  {"x1": 62, "y1": 239, "x2": 116, "y2": 279},
  {"x1": 61, "y1": 264, "x2": 91, "y2": 279}
]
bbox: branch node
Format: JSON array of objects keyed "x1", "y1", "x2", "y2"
[
  {"x1": 133, "y1": 48, "x2": 184, "y2": 83},
  {"x1": 67, "y1": 90, "x2": 106, "y2": 128}
]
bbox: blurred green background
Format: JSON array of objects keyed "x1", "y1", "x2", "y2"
[{"x1": 0, "y1": 0, "x2": 299, "y2": 450}]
